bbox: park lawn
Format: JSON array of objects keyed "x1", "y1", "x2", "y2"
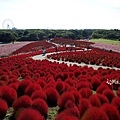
[{"x1": 90, "y1": 39, "x2": 120, "y2": 45}]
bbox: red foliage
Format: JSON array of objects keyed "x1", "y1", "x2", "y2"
[
  {"x1": 44, "y1": 87, "x2": 60, "y2": 107},
  {"x1": 71, "y1": 90, "x2": 82, "y2": 105},
  {"x1": 117, "y1": 88, "x2": 120, "y2": 97},
  {"x1": 25, "y1": 83, "x2": 42, "y2": 96},
  {"x1": 0, "y1": 86, "x2": 17, "y2": 106},
  {"x1": 78, "y1": 98, "x2": 92, "y2": 118},
  {"x1": 79, "y1": 88, "x2": 92, "y2": 98},
  {"x1": 58, "y1": 91, "x2": 75, "y2": 110},
  {"x1": 37, "y1": 79, "x2": 46, "y2": 89},
  {"x1": 55, "y1": 80, "x2": 65, "y2": 94},
  {"x1": 17, "y1": 79, "x2": 32, "y2": 96},
  {"x1": 101, "y1": 103, "x2": 120, "y2": 120},
  {"x1": 102, "y1": 89, "x2": 116, "y2": 103},
  {"x1": 89, "y1": 94, "x2": 101, "y2": 107},
  {"x1": 0, "y1": 98, "x2": 8, "y2": 119},
  {"x1": 64, "y1": 99, "x2": 76, "y2": 109},
  {"x1": 96, "y1": 94, "x2": 109, "y2": 105},
  {"x1": 8, "y1": 82, "x2": 19, "y2": 91},
  {"x1": 31, "y1": 90, "x2": 47, "y2": 100},
  {"x1": 55, "y1": 107, "x2": 80, "y2": 120},
  {"x1": 111, "y1": 97, "x2": 120, "y2": 113},
  {"x1": 17, "y1": 108, "x2": 44, "y2": 120},
  {"x1": 56, "y1": 115, "x2": 78, "y2": 120},
  {"x1": 77, "y1": 81, "x2": 92, "y2": 90},
  {"x1": 91, "y1": 76, "x2": 101, "y2": 91},
  {"x1": 13, "y1": 95, "x2": 32, "y2": 112},
  {"x1": 96, "y1": 84, "x2": 109, "y2": 94},
  {"x1": 32, "y1": 98, "x2": 48, "y2": 117},
  {"x1": 82, "y1": 107, "x2": 109, "y2": 120}
]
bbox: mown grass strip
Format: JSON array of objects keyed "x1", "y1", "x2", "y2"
[{"x1": 90, "y1": 39, "x2": 120, "y2": 45}]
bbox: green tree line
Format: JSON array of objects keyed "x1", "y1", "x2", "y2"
[{"x1": 0, "y1": 29, "x2": 119, "y2": 43}]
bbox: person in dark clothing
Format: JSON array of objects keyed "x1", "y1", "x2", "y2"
[{"x1": 55, "y1": 45, "x2": 58, "y2": 52}]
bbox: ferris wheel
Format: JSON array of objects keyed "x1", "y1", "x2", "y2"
[{"x1": 2, "y1": 19, "x2": 14, "y2": 29}]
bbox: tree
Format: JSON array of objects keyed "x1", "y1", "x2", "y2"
[
  {"x1": 0, "y1": 32, "x2": 16, "y2": 43},
  {"x1": 28, "y1": 33, "x2": 39, "y2": 41}
]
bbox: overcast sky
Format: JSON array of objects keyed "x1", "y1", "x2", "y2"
[{"x1": 0, "y1": 0, "x2": 120, "y2": 29}]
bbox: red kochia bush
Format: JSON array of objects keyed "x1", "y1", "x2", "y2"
[
  {"x1": 58, "y1": 91, "x2": 75, "y2": 110},
  {"x1": 91, "y1": 77, "x2": 101, "y2": 91},
  {"x1": 57, "y1": 115, "x2": 78, "y2": 120},
  {"x1": 0, "y1": 86, "x2": 17, "y2": 106},
  {"x1": 37, "y1": 79, "x2": 46, "y2": 89},
  {"x1": 117, "y1": 88, "x2": 120, "y2": 97},
  {"x1": 89, "y1": 94, "x2": 101, "y2": 107},
  {"x1": 79, "y1": 88, "x2": 92, "y2": 98},
  {"x1": 55, "y1": 80, "x2": 65, "y2": 94},
  {"x1": 111, "y1": 97, "x2": 120, "y2": 113},
  {"x1": 96, "y1": 94, "x2": 109, "y2": 105},
  {"x1": 82, "y1": 107, "x2": 109, "y2": 120},
  {"x1": 44, "y1": 87, "x2": 60, "y2": 107},
  {"x1": 17, "y1": 79, "x2": 32, "y2": 96},
  {"x1": 0, "y1": 98, "x2": 8, "y2": 119},
  {"x1": 71, "y1": 90, "x2": 81, "y2": 105},
  {"x1": 13, "y1": 95, "x2": 32, "y2": 112},
  {"x1": 17, "y1": 108, "x2": 44, "y2": 120},
  {"x1": 101, "y1": 103, "x2": 120, "y2": 120},
  {"x1": 102, "y1": 89, "x2": 116, "y2": 103},
  {"x1": 25, "y1": 83, "x2": 42, "y2": 96},
  {"x1": 32, "y1": 98, "x2": 48, "y2": 117},
  {"x1": 31, "y1": 90, "x2": 47, "y2": 100},
  {"x1": 96, "y1": 84, "x2": 109, "y2": 94},
  {"x1": 55, "y1": 107, "x2": 80, "y2": 120},
  {"x1": 78, "y1": 98, "x2": 92, "y2": 118},
  {"x1": 77, "y1": 81, "x2": 92, "y2": 90}
]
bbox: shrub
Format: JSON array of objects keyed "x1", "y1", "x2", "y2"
[
  {"x1": 82, "y1": 107, "x2": 109, "y2": 120},
  {"x1": 111, "y1": 97, "x2": 120, "y2": 113},
  {"x1": 71, "y1": 90, "x2": 81, "y2": 105},
  {"x1": 65, "y1": 78, "x2": 74, "y2": 86},
  {"x1": 55, "y1": 107, "x2": 80, "y2": 120},
  {"x1": 79, "y1": 88, "x2": 92, "y2": 98},
  {"x1": 0, "y1": 98, "x2": 8, "y2": 119},
  {"x1": 58, "y1": 91, "x2": 75, "y2": 110},
  {"x1": 0, "y1": 75, "x2": 8, "y2": 83},
  {"x1": 1, "y1": 86, "x2": 17, "y2": 106},
  {"x1": 31, "y1": 90, "x2": 47, "y2": 100},
  {"x1": 44, "y1": 87, "x2": 60, "y2": 107},
  {"x1": 32, "y1": 98, "x2": 48, "y2": 117},
  {"x1": 13, "y1": 95, "x2": 32, "y2": 112},
  {"x1": 117, "y1": 88, "x2": 120, "y2": 97},
  {"x1": 77, "y1": 81, "x2": 92, "y2": 90},
  {"x1": 78, "y1": 98, "x2": 92, "y2": 118},
  {"x1": 96, "y1": 84, "x2": 109, "y2": 94},
  {"x1": 101, "y1": 103, "x2": 120, "y2": 120},
  {"x1": 25, "y1": 83, "x2": 42, "y2": 96},
  {"x1": 17, "y1": 108, "x2": 44, "y2": 120},
  {"x1": 91, "y1": 77, "x2": 101, "y2": 91},
  {"x1": 8, "y1": 82, "x2": 19, "y2": 91},
  {"x1": 96, "y1": 94, "x2": 109, "y2": 105},
  {"x1": 37, "y1": 79, "x2": 46, "y2": 89},
  {"x1": 102, "y1": 89, "x2": 116, "y2": 103},
  {"x1": 64, "y1": 99, "x2": 76, "y2": 109},
  {"x1": 55, "y1": 80, "x2": 65, "y2": 94},
  {"x1": 17, "y1": 79, "x2": 32, "y2": 96},
  {"x1": 56, "y1": 115, "x2": 78, "y2": 120},
  {"x1": 89, "y1": 94, "x2": 101, "y2": 107}
]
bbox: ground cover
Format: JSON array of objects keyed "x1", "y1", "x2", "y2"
[
  {"x1": 0, "y1": 38, "x2": 120, "y2": 120},
  {"x1": 90, "y1": 39, "x2": 120, "y2": 45}
]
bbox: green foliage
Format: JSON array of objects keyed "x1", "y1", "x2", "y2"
[
  {"x1": 0, "y1": 29, "x2": 120, "y2": 43},
  {"x1": 0, "y1": 31, "x2": 16, "y2": 43}
]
